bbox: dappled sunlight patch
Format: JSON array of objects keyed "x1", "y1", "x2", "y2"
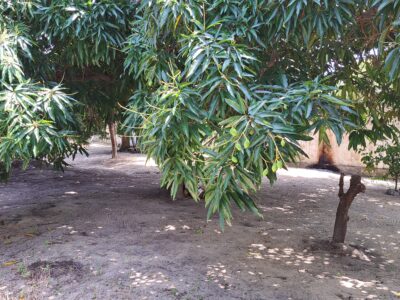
[
  {"x1": 277, "y1": 228, "x2": 293, "y2": 232},
  {"x1": 278, "y1": 168, "x2": 339, "y2": 179},
  {"x1": 315, "y1": 271, "x2": 330, "y2": 279},
  {"x1": 248, "y1": 244, "x2": 267, "y2": 259},
  {"x1": 206, "y1": 263, "x2": 231, "y2": 290},
  {"x1": 336, "y1": 275, "x2": 390, "y2": 298},
  {"x1": 154, "y1": 223, "x2": 192, "y2": 233},
  {"x1": 299, "y1": 192, "x2": 319, "y2": 199},
  {"x1": 0, "y1": 286, "x2": 8, "y2": 292},
  {"x1": 355, "y1": 231, "x2": 400, "y2": 254},
  {"x1": 298, "y1": 198, "x2": 317, "y2": 204},
  {"x1": 316, "y1": 188, "x2": 335, "y2": 193},
  {"x1": 64, "y1": 191, "x2": 78, "y2": 195},
  {"x1": 164, "y1": 225, "x2": 176, "y2": 231},
  {"x1": 251, "y1": 244, "x2": 266, "y2": 251},
  {"x1": 259, "y1": 205, "x2": 294, "y2": 215},
  {"x1": 246, "y1": 241, "x2": 393, "y2": 298},
  {"x1": 365, "y1": 197, "x2": 400, "y2": 208},
  {"x1": 129, "y1": 270, "x2": 172, "y2": 288},
  {"x1": 57, "y1": 225, "x2": 77, "y2": 235},
  {"x1": 122, "y1": 155, "x2": 157, "y2": 167},
  {"x1": 247, "y1": 245, "x2": 320, "y2": 266}
]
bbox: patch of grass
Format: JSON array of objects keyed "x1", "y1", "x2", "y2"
[
  {"x1": 17, "y1": 263, "x2": 31, "y2": 278},
  {"x1": 371, "y1": 175, "x2": 389, "y2": 181},
  {"x1": 168, "y1": 287, "x2": 179, "y2": 297},
  {"x1": 194, "y1": 228, "x2": 203, "y2": 234}
]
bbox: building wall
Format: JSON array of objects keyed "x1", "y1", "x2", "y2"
[{"x1": 295, "y1": 131, "x2": 388, "y2": 174}]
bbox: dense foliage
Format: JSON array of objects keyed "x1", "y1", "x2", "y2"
[
  {"x1": 123, "y1": 0, "x2": 399, "y2": 225},
  {"x1": 0, "y1": 1, "x2": 135, "y2": 179},
  {"x1": 0, "y1": 2, "x2": 84, "y2": 179},
  {"x1": 1, "y1": 1, "x2": 399, "y2": 225}
]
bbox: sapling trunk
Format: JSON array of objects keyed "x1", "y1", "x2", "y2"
[
  {"x1": 108, "y1": 121, "x2": 118, "y2": 159},
  {"x1": 332, "y1": 173, "x2": 366, "y2": 244}
]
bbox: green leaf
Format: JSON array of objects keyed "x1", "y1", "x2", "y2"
[
  {"x1": 244, "y1": 137, "x2": 250, "y2": 149},
  {"x1": 225, "y1": 98, "x2": 245, "y2": 114},
  {"x1": 230, "y1": 127, "x2": 238, "y2": 137}
]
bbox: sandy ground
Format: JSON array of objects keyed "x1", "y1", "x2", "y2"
[{"x1": 0, "y1": 142, "x2": 399, "y2": 300}]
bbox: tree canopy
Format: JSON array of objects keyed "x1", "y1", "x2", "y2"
[{"x1": 1, "y1": 0, "x2": 399, "y2": 226}]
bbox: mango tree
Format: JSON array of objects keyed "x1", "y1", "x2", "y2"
[
  {"x1": 1, "y1": 0, "x2": 400, "y2": 227},
  {"x1": 123, "y1": 1, "x2": 357, "y2": 226}
]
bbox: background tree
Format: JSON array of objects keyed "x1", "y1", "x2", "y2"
[
  {"x1": 0, "y1": 0, "x2": 136, "y2": 171},
  {"x1": 35, "y1": 0, "x2": 136, "y2": 158},
  {"x1": 363, "y1": 143, "x2": 400, "y2": 192},
  {"x1": 0, "y1": 1, "x2": 85, "y2": 180}
]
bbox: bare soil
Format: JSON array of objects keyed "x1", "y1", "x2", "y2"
[{"x1": 0, "y1": 142, "x2": 399, "y2": 300}]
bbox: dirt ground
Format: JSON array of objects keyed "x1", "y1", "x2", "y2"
[{"x1": 0, "y1": 142, "x2": 399, "y2": 300}]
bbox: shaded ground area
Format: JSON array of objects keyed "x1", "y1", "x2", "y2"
[{"x1": 0, "y1": 143, "x2": 399, "y2": 300}]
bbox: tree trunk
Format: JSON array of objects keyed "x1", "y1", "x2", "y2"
[
  {"x1": 332, "y1": 173, "x2": 366, "y2": 244},
  {"x1": 395, "y1": 175, "x2": 398, "y2": 191},
  {"x1": 175, "y1": 184, "x2": 186, "y2": 200},
  {"x1": 131, "y1": 132, "x2": 138, "y2": 151},
  {"x1": 119, "y1": 136, "x2": 131, "y2": 152},
  {"x1": 108, "y1": 121, "x2": 118, "y2": 159}
]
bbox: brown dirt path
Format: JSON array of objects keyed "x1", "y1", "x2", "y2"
[{"x1": 0, "y1": 143, "x2": 399, "y2": 300}]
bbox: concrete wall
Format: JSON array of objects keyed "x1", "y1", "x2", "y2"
[
  {"x1": 295, "y1": 126, "x2": 399, "y2": 174},
  {"x1": 297, "y1": 131, "x2": 365, "y2": 168}
]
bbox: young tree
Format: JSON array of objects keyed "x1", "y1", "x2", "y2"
[
  {"x1": 363, "y1": 143, "x2": 400, "y2": 192},
  {"x1": 333, "y1": 174, "x2": 366, "y2": 244}
]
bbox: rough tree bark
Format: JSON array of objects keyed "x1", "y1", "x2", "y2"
[
  {"x1": 332, "y1": 173, "x2": 366, "y2": 244},
  {"x1": 108, "y1": 121, "x2": 118, "y2": 159},
  {"x1": 119, "y1": 136, "x2": 131, "y2": 152}
]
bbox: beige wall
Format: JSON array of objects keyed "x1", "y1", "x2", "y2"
[
  {"x1": 298, "y1": 132, "x2": 364, "y2": 167},
  {"x1": 295, "y1": 130, "x2": 393, "y2": 174}
]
